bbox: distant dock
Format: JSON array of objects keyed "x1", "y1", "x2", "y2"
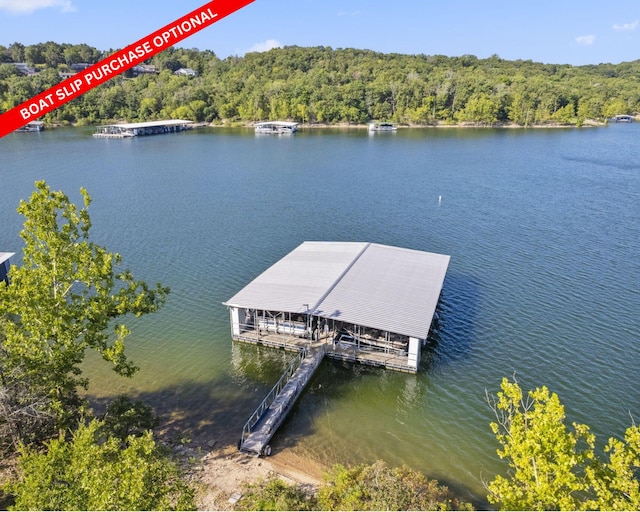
[
  {"x1": 15, "y1": 121, "x2": 44, "y2": 132},
  {"x1": 93, "y1": 119, "x2": 194, "y2": 138},
  {"x1": 611, "y1": 114, "x2": 634, "y2": 123},
  {"x1": 254, "y1": 121, "x2": 298, "y2": 135}
]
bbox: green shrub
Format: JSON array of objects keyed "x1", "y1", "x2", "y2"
[
  {"x1": 237, "y1": 476, "x2": 316, "y2": 511},
  {"x1": 6, "y1": 419, "x2": 195, "y2": 511},
  {"x1": 319, "y1": 460, "x2": 473, "y2": 511}
]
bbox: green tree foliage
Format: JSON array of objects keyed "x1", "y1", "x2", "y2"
[
  {"x1": 318, "y1": 460, "x2": 472, "y2": 511},
  {"x1": 238, "y1": 477, "x2": 316, "y2": 511},
  {"x1": 6, "y1": 419, "x2": 195, "y2": 511},
  {"x1": 486, "y1": 377, "x2": 640, "y2": 510},
  {"x1": 2, "y1": 43, "x2": 639, "y2": 126},
  {"x1": 0, "y1": 181, "x2": 169, "y2": 451},
  {"x1": 237, "y1": 461, "x2": 472, "y2": 511},
  {"x1": 100, "y1": 395, "x2": 160, "y2": 444}
]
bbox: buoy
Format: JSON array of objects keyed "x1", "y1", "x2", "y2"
[{"x1": 438, "y1": 195, "x2": 442, "y2": 205}]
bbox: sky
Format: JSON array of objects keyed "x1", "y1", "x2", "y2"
[{"x1": 0, "y1": 0, "x2": 638, "y2": 66}]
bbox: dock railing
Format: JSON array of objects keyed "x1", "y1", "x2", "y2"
[{"x1": 240, "y1": 347, "x2": 309, "y2": 447}]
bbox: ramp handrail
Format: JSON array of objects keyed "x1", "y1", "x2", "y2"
[{"x1": 240, "y1": 347, "x2": 308, "y2": 446}]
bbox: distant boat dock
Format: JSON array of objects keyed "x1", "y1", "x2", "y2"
[
  {"x1": 254, "y1": 121, "x2": 298, "y2": 135},
  {"x1": 224, "y1": 241, "x2": 450, "y2": 456},
  {"x1": 93, "y1": 119, "x2": 194, "y2": 138},
  {"x1": 368, "y1": 122, "x2": 397, "y2": 132},
  {"x1": 15, "y1": 121, "x2": 44, "y2": 132}
]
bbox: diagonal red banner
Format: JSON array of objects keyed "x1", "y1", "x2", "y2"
[{"x1": 0, "y1": 0, "x2": 254, "y2": 138}]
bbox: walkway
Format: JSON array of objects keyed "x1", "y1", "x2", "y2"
[{"x1": 239, "y1": 345, "x2": 326, "y2": 456}]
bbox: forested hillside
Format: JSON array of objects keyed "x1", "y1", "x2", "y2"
[{"x1": 1, "y1": 42, "x2": 639, "y2": 126}]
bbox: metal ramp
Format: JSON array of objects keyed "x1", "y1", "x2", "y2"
[{"x1": 239, "y1": 345, "x2": 326, "y2": 456}]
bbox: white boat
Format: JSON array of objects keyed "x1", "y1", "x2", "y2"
[
  {"x1": 368, "y1": 122, "x2": 397, "y2": 132},
  {"x1": 254, "y1": 121, "x2": 298, "y2": 135}
]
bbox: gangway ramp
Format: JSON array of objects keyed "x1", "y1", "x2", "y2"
[{"x1": 239, "y1": 345, "x2": 326, "y2": 456}]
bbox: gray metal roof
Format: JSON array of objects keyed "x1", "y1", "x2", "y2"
[
  {"x1": 97, "y1": 120, "x2": 194, "y2": 129},
  {"x1": 0, "y1": 252, "x2": 14, "y2": 265},
  {"x1": 224, "y1": 242, "x2": 450, "y2": 340}
]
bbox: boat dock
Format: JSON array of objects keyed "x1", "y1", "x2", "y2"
[
  {"x1": 93, "y1": 119, "x2": 194, "y2": 138},
  {"x1": 254, "y1": 121, "x2": 298, "y2": 135},
  {"x1": 239, "y1": 345, "x2": 326, "y2": 456},
  {"x1": 226, "y1": 241, "x2": 450, "y2": 456}
]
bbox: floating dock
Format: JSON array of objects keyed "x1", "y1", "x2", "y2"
[
  {"x1": 254, "y1": 121, "x2": 298, "y2": 135},
  {"x1": 224, "y1": 242, "x2": 450, "y2": 374},
  {"x1": 226, "y1": 241, "x2": 450, "y2": 456},
  {"x1": 93, "y1": 119, "x2": 194, "y2": 138},
  {"x1": 239, "y1": 345, "x2": 326, "y2": 456},
  {"x1": 15, "y1": 121, "x2": 44, "y2": 132}
]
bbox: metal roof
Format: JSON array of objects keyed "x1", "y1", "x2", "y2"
[
  {"x1": 97, "y1": 120, "x2": 194, "y2": 129},
  {"x1": 0, "y1": 252, "x2": 14, "y2": 265},
  {"x1": 224, "y1": 242, "x2": 450, "y2": 339},
  {"x1": 254, "y1": 121, "x2": 298, "y2": 128}
]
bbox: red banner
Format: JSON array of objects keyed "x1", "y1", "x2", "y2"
[{"x1": 0, "y1": 0, "x2": 254, "y2": 138}]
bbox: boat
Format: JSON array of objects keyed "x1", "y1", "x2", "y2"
[
  {"x1": 254, "y1": 121, "x2": 298, "y2": 135},
  {"x1": 368, "y1": 122, "x2": 397, "y2": 132},
  {"x1": 15, "y1": 121, "x2": 45, "y2": 132}
]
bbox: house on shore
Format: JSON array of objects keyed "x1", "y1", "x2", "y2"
[
  {"x1": 224, "y1": 241, "x2": 450, "y2": 373},
  {"x1": 174, "y1": 67, "x2": 198, "y2": 77},
  {"x1": 132, "y1": 64, "x2": 158, "y2": 76}
]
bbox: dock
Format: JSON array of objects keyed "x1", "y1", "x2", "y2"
[
  {"x1": 226, "y1": 241, "x2": 450, "y2": 456},
  {"x1": 239, "y1": 345, "x2": 326, "y2": 456},
  {"x1": 93, "y1": 119, "x2": 194, "y2": 138}
]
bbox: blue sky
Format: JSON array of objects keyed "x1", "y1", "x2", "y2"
[{"x1": 0, "y1": 0, "x2": 638, "y2": 65}]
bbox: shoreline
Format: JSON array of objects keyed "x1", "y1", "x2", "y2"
[
  {"x1": 41, "y1": 118, "x2": 612, "y2": 131},
  {"x1": 214, "y1": 119, "x2": 608, "y2": 130},
  {"x1": 177, "y1": 438, "x2": 325, "y2": 510}
]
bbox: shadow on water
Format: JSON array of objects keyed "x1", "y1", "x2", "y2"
[
  {"x1": 422, "y1": 272, "x2": 482, "y2": 372},
  {"x1": 87, "y1": 344, "x2": 295, "y2": 449}
]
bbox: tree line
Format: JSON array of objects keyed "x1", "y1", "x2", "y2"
[{"x1": 1, "y1": 42, "x2": 639, "y2": 127}]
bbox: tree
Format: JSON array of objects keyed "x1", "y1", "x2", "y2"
[
  {"x1": 238, "y1": 477, "x2": 315, "y2": 511},
  {"x1": 0, "y1": 181, "x2": 169, "y2": 449},
  {"x1": 552, "y1": 103, "x2": 576, "y2": 125},
  {"x1": 7, "y1": 419, "x2": 195, "y2": 511},
  {"x1": 583, "y1": 425, "x2": 640, "y2": 510},
  {"x1": 457, "y1": 93, "x2": 499, "y2": 125},
  {"x1": 318, "y1": 460, "x2": 472, "y2": 511},
  {"x1": 486, "y1": 377, "x2": 594, "y2": 510},
  {"x1": 486, "y1": 377, "x2": 640, "y2": 510}
]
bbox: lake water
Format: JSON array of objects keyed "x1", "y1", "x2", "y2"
[{"x1": 1, "y1": 124, "x2": 639, "y2": 505}]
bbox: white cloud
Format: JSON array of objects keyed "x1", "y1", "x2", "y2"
[
  {"x1": 613, "y1": 20, "x2": 639, "y2": 31},
  {"x1": 575, "y1": 34, "x2": 596, "y2": 46},
  {"x1": 0, "y1": 0, "x2": 76, "y2": 14},
  {"x1": 247, "y1": 39, "x2": 283, "y2": 53}
]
